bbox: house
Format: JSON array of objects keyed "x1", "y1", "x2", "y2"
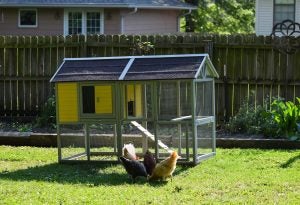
[
  {"x1": 255, "y1": 0, "x2": 300, "y2": 36},
  {"x1": 50, "y1": 54, "x2": 219, "y2": 165},
  {"x1": 0, "y1": 0, "x2": 196, "y2": 36}
]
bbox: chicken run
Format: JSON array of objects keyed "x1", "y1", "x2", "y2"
[{"x1": 50, "y1": 54, "x2": 219, "y2": 169}]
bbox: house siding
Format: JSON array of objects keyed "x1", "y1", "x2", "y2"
[
  {"x1": 296, "y1": 0, "x2": 300, "y2": 24},
  {"x1": 255, "y1": 0, "x2": 273, "y2": 36},
  {"x1": 0, "y1": 8, "x2": 180, "y2": 35},
  {"x1": 104, "y1": 9, "x2": 121, "y2": 34},
  {"x1": 256, "y1": 0, "x2": 300, "y2": 36},
  {"x1": 0, "y1": 8, "x2": 63, "y2": 35},
  {"x1": 121, "y1": 9, "x2": 180, "y2": 34}
]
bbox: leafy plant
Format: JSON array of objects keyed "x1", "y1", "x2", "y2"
[
  {"x1": 11, "y1": 122, "x2": 33, "y2": 132},
  {"x1": 270, "y1": 98, "x2": 300, "y2": 138},
  {"x1": 227, "y1": 96, "x2": 300, "y2": 139},
  {"x1": 226, "y1": 100, "x2": 274, "y2": 136},
  {"x1": 131, "y1": 39, "x2": 154, "y2": 55},
  {"x1": 35, "y1": 95, "x2": 56, "y2": 129}
]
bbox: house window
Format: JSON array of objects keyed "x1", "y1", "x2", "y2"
[
  {"x1": 274, "y1": 0, "x2": 295, "y2": 25},
  {"x1": 86, "y1": 12, "x2": 102, "y2": 34},
  {"x1": 19, "y1": 9, "x2": 37, "y2": 27},
  {"x1": 68, "y1": 12, "x2": 82, "y2": 34},
  {"x1": 64, "y1": 10, "x2": 103, "y2": 35}
]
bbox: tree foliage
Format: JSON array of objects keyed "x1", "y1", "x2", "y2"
[{"x1": 186, "y1": 0, "x2": 255, "y2": 34}]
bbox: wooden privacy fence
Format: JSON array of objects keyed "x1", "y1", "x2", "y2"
[{"x1": 0, "y1": 34, "x2": 300, "y2": 123}]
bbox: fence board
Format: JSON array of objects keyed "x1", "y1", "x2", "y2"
[{"x1": 1, "y1": 34, "x2": 300, "y2": 123}]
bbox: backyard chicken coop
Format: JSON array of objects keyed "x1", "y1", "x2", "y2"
[{"x1": 50, "y1": 54, "x2": 219, "y2": 165}]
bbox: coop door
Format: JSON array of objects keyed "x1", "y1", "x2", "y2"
[
  {"x1": 125, "y1": 84, "x2": 143, "y2": 118},
  {"x1": 95, "y1": 85, "x2": 113, "y2": 114},
  {"x1": 82, "y1": 85, "x2": 113, "y2": 115}
]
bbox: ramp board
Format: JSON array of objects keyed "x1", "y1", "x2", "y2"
[{"x1": 130, "y1": 121, "x2": 173, "y2": 153}]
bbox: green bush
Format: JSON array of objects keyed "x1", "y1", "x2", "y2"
[
  {"x1": 35, "y1": 95, "x2": 56, "y2": 129},
  {"x1": 226, "y1": 101, "x2": 278, "y2": 137},
  {"x1": 227, "y1": 97, "x2": 300, "y2": 139}
]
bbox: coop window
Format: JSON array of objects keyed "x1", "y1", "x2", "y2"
[
  {"x1": 274, "y1": 0, "x2": 295, "y2": 25},
  {"x1": 82, "y1": 86, "x2": 95, "y2": 114},
  {"x1": 19, "y1": 9, "x2": 37, "y2": 27}
]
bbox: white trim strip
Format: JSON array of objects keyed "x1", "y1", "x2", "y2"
[
  {"x1": 118, "y1": 57, "x2": 135, "y2": 80},
  {"x1": 194, "y1": 55, "x2": 206, "y2": 79},
  {"x1": 50, "y1": 60, "x2": 66, "y2": 82},
  {"x1": 206, "y1": 55, "x2": 219, "y2": 78},
  {"x1": 63, "y1": 54, "x2": 209, "y2": 61}
]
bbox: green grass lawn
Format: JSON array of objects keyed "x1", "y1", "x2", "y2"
[{"x1": 0, "y1": 146, "x2": 299, "y2": 204}]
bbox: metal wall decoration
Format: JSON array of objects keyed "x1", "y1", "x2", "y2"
[{"x1": 270, "y1": 19, "x2": 300, "y2": 54}]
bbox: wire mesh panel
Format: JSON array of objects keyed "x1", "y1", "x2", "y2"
[
  {"x1": 59, "y1": 124, "x2": 86, "y2": 161},
  {"x1": 196, "y1": 81, "x2": 213, "y2": 117},
  {"x1": 89, "y1": 123, "x2": 118, "y2": 161},
  {"x1": 122, "y1": 121, "x2": 156, "y2": 158},
  {"x1": 197, "y1": 122, "x2": 214, "y2": 156},
  {"x1": 157, "y1": 123, "x2": 178, "y2": 158},
  {"x1": 180, "y1": 82, "x2": 191, "y2": 116},
  {"x1": 158, "y1": 82, "x2": 177, "y2": 120}
]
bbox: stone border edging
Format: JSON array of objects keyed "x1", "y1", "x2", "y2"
[{"x1": 0, "y1": 132, "x2": 299, "y2": 149}]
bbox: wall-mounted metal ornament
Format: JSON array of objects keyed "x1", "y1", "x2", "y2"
[{"x1": 270, "y1": 19, "x2": 300, "y2": 54}]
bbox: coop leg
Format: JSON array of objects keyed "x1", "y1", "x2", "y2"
[
  {"x1": 114, "y1": 124, "x2": 117, "y2": 153},
  {"x1": 142, "y1": 121, "x2": 148, "y2": 154},
  {"x1": 57, "y1": 124, "x2": 62, "y2": 163},
  {"x1": 84, "y1": 123, "x2": 90, "y2": 161}
]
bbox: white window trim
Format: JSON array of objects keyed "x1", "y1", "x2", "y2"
[
  {"x1": 64, "y1": 9, "x2": 104, "y2": 36},
  {"x1": 18, "y1": 9, "x2": 38, "y2": 28}
]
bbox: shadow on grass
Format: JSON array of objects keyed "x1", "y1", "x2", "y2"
[
  {"x1": 0, "y1": 163, "x2": 190, "y2": 186},
  {"x1": 147, "y1": 165, "x2": 190, "y2": 187},
  {"x1": 0, "y1": 163, "x2": 133, "y2": 186},
  {"x1": 280, "y1": 154, "x2": 300, "y2": 168}
]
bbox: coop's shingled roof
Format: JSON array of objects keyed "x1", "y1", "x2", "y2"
[
  {"x1": 0, "y1": 0, "x2": 196, "y2": 10},
  {"x1": 50, "y1": 54, "x2": 219, "y2": 83}
]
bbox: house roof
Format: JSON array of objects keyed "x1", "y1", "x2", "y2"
[
  {"x1": 50, "y1": 54, "x2": 219, "y2": 83},
  {"x1": 0, "y1": 0, "x2": 197, "y2": 10}
]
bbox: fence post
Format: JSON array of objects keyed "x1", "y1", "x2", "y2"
[{"x1": 203, "y1": 40, "x2": 213, "y2": 58}]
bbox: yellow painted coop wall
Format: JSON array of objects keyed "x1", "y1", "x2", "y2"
[
  {"x1": 57, "y1": 83, "x2": 79, "y2": 123},
  {"x1": 95, "y1": 85, "x2": 113, "y2": 114}
]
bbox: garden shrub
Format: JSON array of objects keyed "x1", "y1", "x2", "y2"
[
  {"x1": 227, "y1": 97, "x2": 300, "y2": 139},
  {"x1": 226, "y1": 101, "x2": 278, "y2": 137},
  {"x1": 35, "y1": 95, "x2": 56, "y2": 129}
]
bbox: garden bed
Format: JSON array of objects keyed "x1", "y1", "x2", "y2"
[{"x1": 0, "y1": 131, "x2": 300, "y2": 149}]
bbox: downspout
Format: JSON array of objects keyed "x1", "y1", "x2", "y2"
[
  {"x1": 177, "y1": 9, "x2": 192, "y2": 32},
  {"x1": 121, "y1": 7, "x2": 138, "y2": 34}
]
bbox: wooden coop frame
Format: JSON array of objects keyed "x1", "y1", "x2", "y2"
[{"x1": 50, "y1": 54, "x2": 219, "y2": 165}]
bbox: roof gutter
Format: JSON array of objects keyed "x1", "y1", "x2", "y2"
[
  {"x1": 121, "y1": 7, "x2": 138, "y2": 34},
  {"x1": 0, "y1": 4, "x2": 196, "y2": 10},
  {"x1": 177, "y1": 9, "x2": 192, "y2": 32}
]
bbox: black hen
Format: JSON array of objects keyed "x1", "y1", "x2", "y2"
[
  {"x1": 119, "y1": 156, "x2": 147, "y2": 181},
  {"x1": 143, "y1": 150, "x2": 156, "y2": 176}
]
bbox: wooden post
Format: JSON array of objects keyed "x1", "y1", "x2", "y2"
[
  {"x1": 191, "y1": 80, "x2": 197, "y2": 164},
  {"x1": 203, "y1": 40, "x2": 213, "y2": 58},
  {"x1": 84, "y1": 123, "x2": 90, "y2": 161},
  {"x1": 223, "y1": 64, "x2": 229, "y2": 122},
  {"x1": 57, "y1": 124, "x2": 62, "y2": 163}
]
